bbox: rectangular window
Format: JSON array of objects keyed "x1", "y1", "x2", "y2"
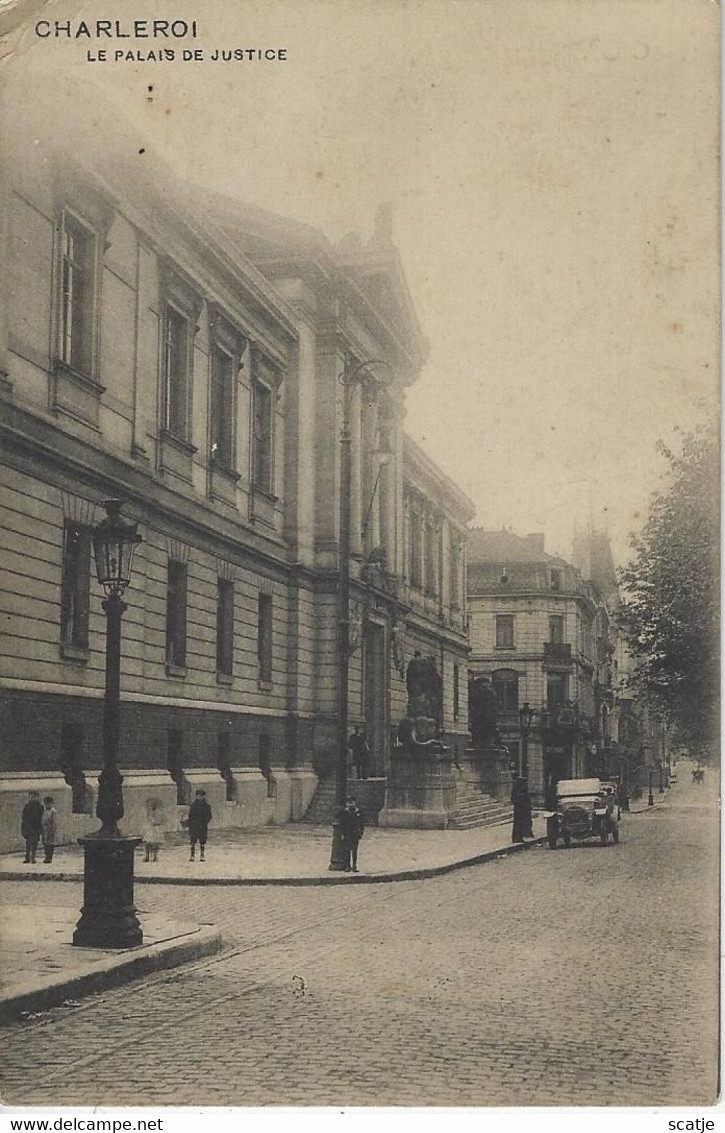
[
  {"x1": 167, "y1": 728, "x2": 187, "y2": 804},
  {"x1": 60, "y1": 521, "x2": 91, "y2": 652},
  {"x1": 164, "y1": 305, "x2": 190, "y2": 439},
  {"x1": 449, "y1": 536, "x2": 460, "y2": 606},
  {"x1": 492, "y1": 670, "x2": 519, "y2": 712},
  {"x1": 60, "y1": 721, "x2": 89, "y2": 814},
  {"x1": 216, "y1": 579, "x2": 234, "y2": 677},
  {"x1": 547, "y1": 672, "x2": 568, "y2": 711},
  {"x1": 259, "y1": 733, "x2": 276, "y2": 797},
  {"x1": 166, "y1": 560, "x2": 187, "y2": 670},
  {"x1": 210, "y1": 345, "x2": 234, "y2": 467},
  {"x1": 425, "y1": 524, "x2": 437, "y2": 596},
  {"x1": 257, "y1": 593, "x2": 273, "y2": 683},
  {"x1": 453, "y1": 663, "x2": 460, "y2": 719},
  {"x1": 495, "y1": 614, "x2": 515, "y2": 649},
  {"x1": 550, "y1": 568, "x2": 562, "y2": 591},
  {"x1": 410, "y1": 511, "x2": 422, "y2": 587},
  {"x1": 549, "y1": 615, "x2": 565, "y2": 644},
  {"x1": 217, "y1": 732, "x2": 235, "y2": 801},
  {"x1": 61, "y1": 215, "x2": 95, "y2": 375},
  {"x1": 253, "y1": 382, "x2": 273, "y2": 492}
]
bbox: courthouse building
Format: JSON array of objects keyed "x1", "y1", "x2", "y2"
[{"x1": 0, "y1": 77, "x2": 472, "y2": 848}]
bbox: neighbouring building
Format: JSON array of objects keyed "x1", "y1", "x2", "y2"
[
  {"x1": 0, "y1": 71, "x2": 473, "y2": 849},
  {"x1": 466, "y1": 528, "x2": 619, "y2": 804}
]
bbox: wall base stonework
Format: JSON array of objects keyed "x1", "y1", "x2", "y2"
[
  {"x1": 0, "y1": 765, "x2": 320, "y2": 853},
  {"x1": 379, "y1": 748, "x2": 457, "y2": 830},
  {"x1": 458, "y1": 746, "x2": 513, "y2": 802}
]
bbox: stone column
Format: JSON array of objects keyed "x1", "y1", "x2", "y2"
[
  {"x1": 380, "y1": 457, "x2": 395, "y2": 568},
  {"x1": 0, "y1": 112, "x2": 12, "y2": 393},
  {"x1": 349, "y1": 383, "x2": 363, "y2": 556}
]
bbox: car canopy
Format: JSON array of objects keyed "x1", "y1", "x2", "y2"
[{"x1": 556, "y1": 778, "x2": 602, "y2": 798}]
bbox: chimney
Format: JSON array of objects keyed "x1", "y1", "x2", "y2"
[{"x1": 525, "y1": 533, "x2": 545, "y2": 554}]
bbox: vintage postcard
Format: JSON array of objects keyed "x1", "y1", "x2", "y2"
[{"x1": 0, "y1": 0, "x2": 719, "y2": 1117}]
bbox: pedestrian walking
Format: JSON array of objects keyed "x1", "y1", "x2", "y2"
[
  {"x1": 511, "y1": 774, "x2": 534, "y2": 843},
  {"x1": 188, "y1": 789, "x2": 212, "y2": 861},
  {"x1": 340, "y1": 796, "x2": 365, "y2": 872},
  {"x1": 348, "y1": 724, "x2": 370, "y2": 780},
  {"x1": 20, "y1": 790, "x2": 44, "y2": 863},
  {"x1": 142, "y1": 798, "x2": 164, "y2": 863},
  {"x1": 41, "y1": 796, "x2": 58, "y2": 863}
]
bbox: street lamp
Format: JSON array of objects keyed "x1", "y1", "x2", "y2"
[
  {"x1": 74, "y1": 500, "x2": 143, "y2": 948},
  {"x1": 518, "y1": 702, "x2": 534, "y2": 778},
  {"x1": 329, "y1": 358, "x2": 392, "y2": 871}
]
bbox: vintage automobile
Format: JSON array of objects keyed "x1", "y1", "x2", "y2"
[{"x1": 546, "y1": 777, "x2": 620, "y2": 849}]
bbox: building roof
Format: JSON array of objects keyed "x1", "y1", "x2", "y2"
[
  {"x1": 467, "y1": 528, "x2": 564, "y2": 565},
  {"x1": 403, "y1": 434, "x2": 476, "y2": 522}
]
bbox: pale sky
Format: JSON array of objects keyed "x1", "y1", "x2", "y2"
[{"x1": 6, "y1": 0, "x2": 720, "y2": 566}]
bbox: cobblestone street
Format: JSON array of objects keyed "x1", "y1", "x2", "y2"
[{"x1": 0, "y1": 775, "x2": 718, "y2": 1108}]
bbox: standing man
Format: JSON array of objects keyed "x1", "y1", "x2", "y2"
[
  {"x1": 511, "y1": 775, "x2": 534, "y2": 843},
  {"x1": 20, "y1": 790, "x2": 44, "y2": 863},
  {"x1": 340, "y1": 796, "x2": 365, "y2": 872},
  {"x1": 348, "y1": 724, "x2": 370, "y2": 780},
  {"x1": 188, "y1": 789, "x2": 212, "y2": 862}
]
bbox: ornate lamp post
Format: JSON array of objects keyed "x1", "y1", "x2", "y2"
[
  {"x1": 329, "y1": 359, "x2": 391, "y2": 871},
  {"x1": 518, "y1": 701, "x2": 535, "y2": 778},
  {"x1": 74, "y1": 500, "x2": 143, "y2": 948}
]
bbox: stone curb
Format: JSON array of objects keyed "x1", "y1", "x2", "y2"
[
  {"x1": 0, "y1": 923, "x2": 222, "y2": 1026},
  {"x1": 0, "y1": 835, "x2": 547, "y2": 888}
]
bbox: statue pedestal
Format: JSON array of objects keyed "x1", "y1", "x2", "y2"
[
  {"x1": 460, "y1": 745, "x2": 513, "y2": 803},
  {"x1": 379, "y1": 745, "x2": 457, "y2": 829}
]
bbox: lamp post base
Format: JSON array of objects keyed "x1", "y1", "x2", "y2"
[{"x1": 73, "y1": 835, "x2": 143, "y2": 949}]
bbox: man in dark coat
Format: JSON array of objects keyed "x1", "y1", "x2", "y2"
[
  {"x1": 21, "y1": 790, "x2": 44, "y2": 863},
  {"x1": 339, "y1": 796, "x2": 365, "y2": 872},
  {"x1": 188, "y1": 789, "x2": 212, "y2": 861},
  {"x1": 511, "y1": 775, "x2": 534, "y2": 843},
  {"x1": 348, "y1": 725, "x2": 370, "y2": 779}
]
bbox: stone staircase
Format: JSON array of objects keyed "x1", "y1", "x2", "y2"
[
  {"x1": 303, "y1": 774, "x2": 511, "y2": 831},
  {"x1": 449, "y1": 784, "x2": 513, "y2": 830},
  {"x1": 302, "y1": 777, "x2": 338, "y2": 824},
  {"x1": 303, "y1": 775, "x2": 387, "y2": 826}
]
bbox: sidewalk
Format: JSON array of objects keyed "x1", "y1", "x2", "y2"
[
  {"x1": 0, "y1": 817, "x2": 548, "y2": 887},
  {"x1": 0, "y1": 906, "x2": 222, "y2": 1024},
  {"x1": 628, "y1": 791, "x2": 669, "y2": 814}
]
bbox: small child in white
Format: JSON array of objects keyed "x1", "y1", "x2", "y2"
[
  {"x1": 142, "y1": 798, "x2": 164, "y2": 863},
  {"x1": 41, "y1": 796, "x2": 58, "y2": 864}
]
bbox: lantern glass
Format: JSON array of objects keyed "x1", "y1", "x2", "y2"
[{"x1": 92, "y1": 501, "x2": 141, "y2": 597}]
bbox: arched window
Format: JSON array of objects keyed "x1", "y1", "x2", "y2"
[{"x1": 492, "y1": 668, "x2": 519, "y2": 712}]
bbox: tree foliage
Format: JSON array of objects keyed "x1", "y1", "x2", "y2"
[{"x1": 618, "y1": 424, "x2": 720, "y2": 759}]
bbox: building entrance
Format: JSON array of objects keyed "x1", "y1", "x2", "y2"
[{"x1": 363, "y1": 621, "x2": 388, "y2": 776}]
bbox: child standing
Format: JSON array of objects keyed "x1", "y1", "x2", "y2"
[
  {"x1": 41, "y1": 796, "x2": 57, "y2": 863},
  {"x1": 142, "y1": 798, "x2": 164, "y2": 863},
  {"x1": 188, "y1": 789, "x2": 212, "y2": 861}
]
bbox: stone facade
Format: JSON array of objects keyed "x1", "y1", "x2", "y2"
[
  {"x1": 0, "y1": 71, "x2": 473, "y2": 848},
  {"x1": 467, "y1": 529, "x2": 619, "y2": 803}
]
